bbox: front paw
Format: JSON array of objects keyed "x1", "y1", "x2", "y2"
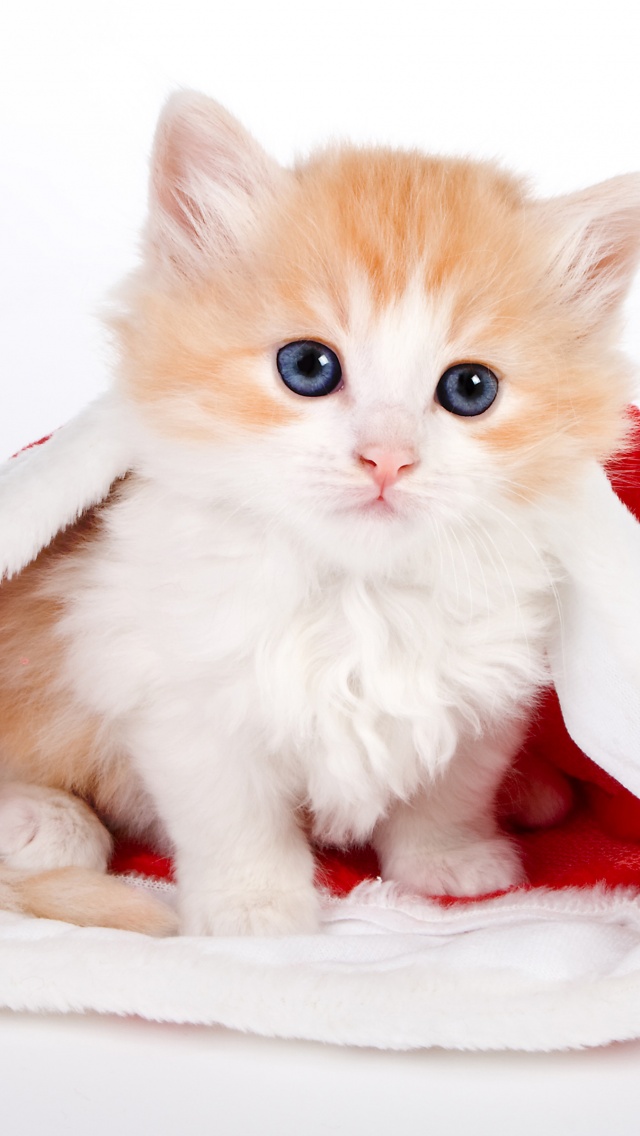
[
  {"x1": 179, "y1": 883, "x2": 321, "y2": 937},
  {"x1": 383, "y1": 835, "x2": 525, "y2": 898}
]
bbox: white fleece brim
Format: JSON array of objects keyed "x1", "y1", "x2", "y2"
[{"x1": 2, "y1": 879, "x2": 640, "y2": 1052}]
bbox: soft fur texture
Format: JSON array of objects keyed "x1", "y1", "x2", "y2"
[
  {"x1": 0, "y1": 92, "x2": 639, "y2": 936},
  {"x1": 0, "y1": 392, "x2": 133, "y2": 581},
  {"x1": 4, "y1": 881, "x2": 640, "y2": 1052}
]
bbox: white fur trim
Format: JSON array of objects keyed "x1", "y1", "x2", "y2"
[
  {"x1": 2, "y1": 881, "x2": 640, "y2": 1051},
  {"x1": 0, "y1": 392, "x2": 132, "y2": 581},
  {"x1": 546, "y1": 463, "x2": 640, "y2": 796}
]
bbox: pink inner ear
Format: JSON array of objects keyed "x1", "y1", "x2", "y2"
[
  {"x1": 584, "y1": 215, "x2": 640, "y2": 312},
  {"x1": 541, "y1": 175, "x2": 640, "y2": 321},
  {"x1": 152, "y1": 122, "x2": 201, "y2": 238},
  {"x1": 147, "y1": 93, "x2": 280, "y2": 265},
  {"x1": 151, "y1": 105, "x2": 228, "y2": 241}
]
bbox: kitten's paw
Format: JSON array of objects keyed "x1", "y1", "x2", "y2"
[
  {"x1": 500, "y1": 753, "x2": 573, "y2": 830},
  {"x1": 384, "y1": 836, "x2": 525, "y2": 898},
  {"x1": 0, "y1": 783, "x2": 112, "y2": 873},
  {"x1": 179, "y1": 884, "x2": 321, "y2": 937}
]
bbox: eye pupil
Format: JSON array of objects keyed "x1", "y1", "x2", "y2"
[
  {"x1": 277, "y1": 340, "x2": 343, "y2": 397},
  {"x1": 436, "y1": 363, "x2": 499, "y2": 417},
  {"x1": 298, "y1": 351, "x2": 322, "y2": 378}
]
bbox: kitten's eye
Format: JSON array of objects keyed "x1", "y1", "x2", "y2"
[
  {"x1": 436, "y1": 363, "x2": 499, "y2": 417},
  {"x1": 276, "y1": 340, "x2": 343, "y2": 397}
]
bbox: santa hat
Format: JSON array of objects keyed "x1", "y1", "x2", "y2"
[{"x1": 1, "y1": 399, "x2": 640, "y2": 1052}]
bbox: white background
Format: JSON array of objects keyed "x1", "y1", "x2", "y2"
[
  {"x1": 1, "y1": 0, "x2": 640, "y2": 458},
  {"x1": 2, "y1": 2, "x2": 640, "y2": 1132}
]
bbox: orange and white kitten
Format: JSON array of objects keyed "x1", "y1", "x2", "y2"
[{"x1": 0, "y1": 93, "x2": 638, "y2": 935}]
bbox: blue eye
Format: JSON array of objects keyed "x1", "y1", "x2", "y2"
[
  {"x1": 276, "y1": 340, "x2": 343, "y2": 397},
  {"x1": 436, "y1": 363, "x2": 499, "y2": 417}
]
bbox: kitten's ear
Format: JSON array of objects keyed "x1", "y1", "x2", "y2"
[
  {"x1": 146, "y1": 91, "x2": 283, "y2": 276},
  {"x1": 536, "y1": 174, "x2": 640, "y2": 330}
]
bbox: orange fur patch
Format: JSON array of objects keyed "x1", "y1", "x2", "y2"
[
  {"x1": 0, "y1": 501, "x2": 137, "y2": 825},
  {"x1": 114, "y1": 283, "x2": 299, "y2": 440},
  {"x1": 288, "y1": 150, "x2": 527, "y2": 311},
  {"x1": 0, "y1": 512, "x2": 102, "y2": 788}
]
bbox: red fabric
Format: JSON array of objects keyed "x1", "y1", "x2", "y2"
[{"x1": 22, "y1": 413, "x2": 640, "y2": 900}]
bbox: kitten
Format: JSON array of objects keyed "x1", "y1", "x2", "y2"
[{"x1": 0, "y1": 92, "x2": 638, "y2": 936}]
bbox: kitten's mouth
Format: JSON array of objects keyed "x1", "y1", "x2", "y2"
[
  {"x1": 335, "y1": 486, "x2": 409, "y2": 519},
  {"x1": 371, "y1": 494, "x2": 395, "y2": 510},
  {"x1": 354, "y1": 492, "x2": 400, "y2": 517}
]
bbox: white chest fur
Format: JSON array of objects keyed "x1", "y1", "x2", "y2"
[{"x1": 61, "y1": 478, "x2": 557, "y2": 843}]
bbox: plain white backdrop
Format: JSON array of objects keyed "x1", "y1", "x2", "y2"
[
  {"x1": 2, "y1": 3, "x2": 640, "y2": 1133},
  {"x1": 1, "y1": 0, "x2": 640, "y2": 458}
]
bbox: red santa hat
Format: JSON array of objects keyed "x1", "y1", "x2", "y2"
[{"x1": 1, "y1": 400, "x2": 640, "y2": 1051}]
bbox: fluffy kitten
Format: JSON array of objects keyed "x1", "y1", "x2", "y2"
[{"x1": 0, "y1": 93, "x2": 638, "y2": 935}]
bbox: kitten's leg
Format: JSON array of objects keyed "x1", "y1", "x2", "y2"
[
  {"x1": 500, "y1": 750, "x2": 572, "y2": 829},
  {"x1": 0, "y1": 782, "x2": 112, "y2": 873},
  {"x1": 127, "y1": 709, "x2": 319, "y2": 936},
  {"x1": 372, "y1": 722, "x2": 527, "y2": 897}
]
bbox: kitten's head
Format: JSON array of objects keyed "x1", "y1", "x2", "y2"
[{"x1": 114, "y1": 92, "x2": 640, "y2": 573}]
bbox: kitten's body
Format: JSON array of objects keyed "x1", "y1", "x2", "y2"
[{"x1": 1, "y1": 94, "x2": 638, "y2": 934}]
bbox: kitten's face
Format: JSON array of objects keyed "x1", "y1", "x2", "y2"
[{"x1": 116, "y1": 95, "x2": 639, "y2": 573}]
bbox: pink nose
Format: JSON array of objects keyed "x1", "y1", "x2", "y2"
[{"x1": 358, "y1": 446, "x2": 418, "y2": 491}]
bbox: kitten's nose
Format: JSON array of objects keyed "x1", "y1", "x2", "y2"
[{"x1": 358, "y1": 446, "x2": 418, "y2": 491}]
